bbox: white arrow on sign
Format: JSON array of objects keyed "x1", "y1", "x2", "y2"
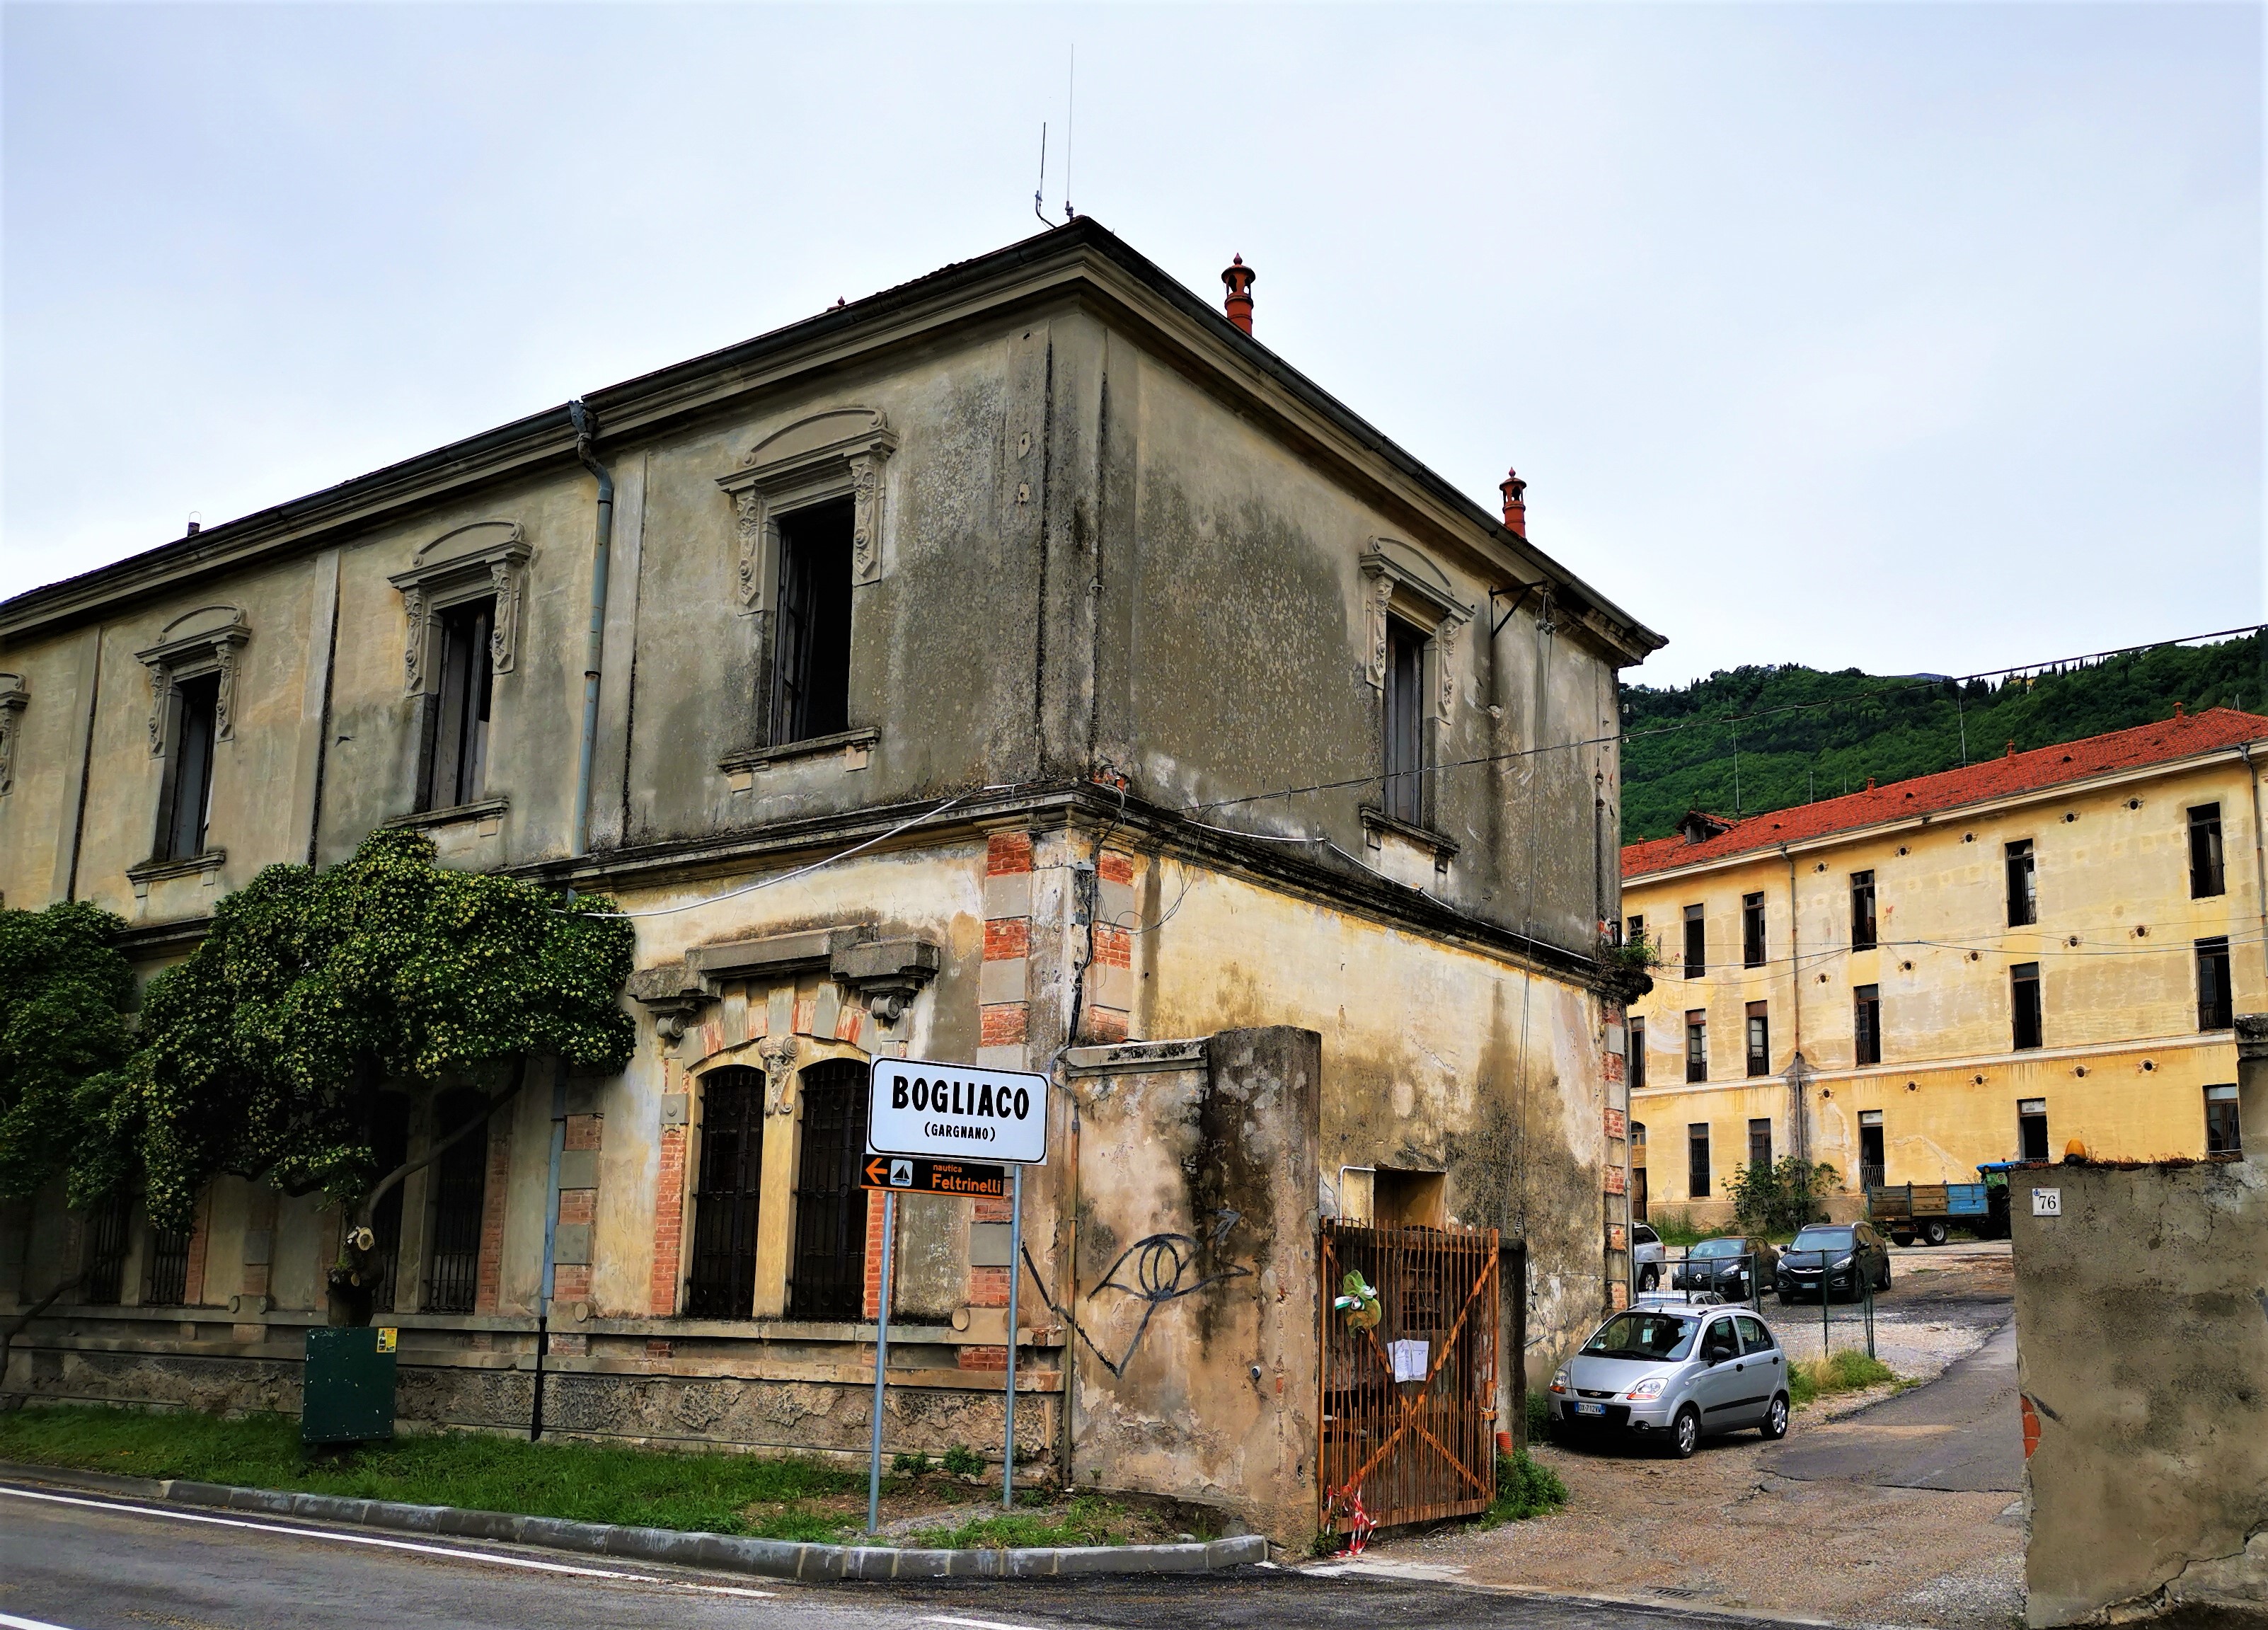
[{"x1": 868, "y1": 1058, "x2": 1049, "y2": 1165}]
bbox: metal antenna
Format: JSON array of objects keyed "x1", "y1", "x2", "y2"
[
  {"x1": 1033, "y1": 122, "x2": 1049, "y2": 226},
  {"x1": 1063, "y1": 46, "x2": 1075, "y2": 221}
]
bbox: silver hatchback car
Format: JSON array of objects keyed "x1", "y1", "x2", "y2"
[{"x1": 1548, "y1": 1304, "x2": 1792, "y2": 1458}]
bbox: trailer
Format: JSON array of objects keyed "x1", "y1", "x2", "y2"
[{"x1": 1866, "y1": 1177, "x2": 2003, "y2": 1245}]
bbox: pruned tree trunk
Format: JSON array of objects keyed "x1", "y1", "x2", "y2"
[{"x1": 0, "y1": 1275, "x2": 81, "y2": 1399}]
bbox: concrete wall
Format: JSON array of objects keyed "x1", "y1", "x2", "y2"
[
  {"x1": 1059, "y1": 1030, "x2": 1321, "y2": 1546},
  {"x1": 2012, "y1": 1154, "x2": 2268, "y2": 1626}
]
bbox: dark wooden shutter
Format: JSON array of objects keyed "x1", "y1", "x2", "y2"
[
  {"x1": 686, "y1": 1067, "x2": 765, "y2": 1318},
  {"x1": 789, "y1": 1060, "x2": 871, "y2": 1320}
]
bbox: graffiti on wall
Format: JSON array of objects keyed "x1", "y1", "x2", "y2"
[{"x1": 1020, "y1": 1209, "x2": 1251, "y2": 1379}]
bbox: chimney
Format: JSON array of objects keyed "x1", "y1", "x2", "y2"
[
  {"x1": 1499, "y1": 468, "x2": 1528, "y2": 536},
  {"x1": 1221, "y1": 254, "x2": 1255, "y2": 335}
]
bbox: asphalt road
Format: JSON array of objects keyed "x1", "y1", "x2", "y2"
[
  {"x1": 0, "y1": 1479, "x2": 1814, "y2": 1630},
  {"x1": 1763, "y1": 1317, "x2": 2023, "y2": 1493}
]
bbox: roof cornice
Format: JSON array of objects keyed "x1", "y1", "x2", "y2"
[
  {"x1": 0, "y1": 219, "x2": 1663, "y2": 664},
  {"x1": 1623, "y1": 741, "x2": 2265, "y2": 888}
]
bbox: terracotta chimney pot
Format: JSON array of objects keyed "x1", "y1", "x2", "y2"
[
  {"x1": 1221, "y1": 254, "x2": 1255, "y2": 335},
  {"x1": 1500, "y1": 468, "x2": 1528, "y2": 536}
]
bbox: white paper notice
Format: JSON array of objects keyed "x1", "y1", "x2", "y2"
[{"x1": 1390, "y1": 1339, "x2": 1430, "y2": 1382}]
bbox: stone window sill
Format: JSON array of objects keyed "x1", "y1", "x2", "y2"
[
  {"x1": 127, "y1": 849, "x2": 226, "y2": 886},
  {"x1": 1359, "y1": 807, "x2": 1459, "y2": 860},
  {"x1": 385, "y1": 796, "x2": 509, "y2": 832},
  {"x1": 720, "y1": 727, "x2": 879, "y2": 786}
]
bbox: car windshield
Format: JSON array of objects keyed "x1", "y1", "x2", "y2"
[
  {"x1": 1582, "y1": 1312, "x2": 1700, "y2": 1362},
  {"x1": 1791, "y1": 1227, "x2": 1855, "y2": 1251},
  {"x1": 1691, "y1": 1238, "x2": 1748, "y2": 1258}
]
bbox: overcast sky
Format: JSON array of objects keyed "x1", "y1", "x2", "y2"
[{"x1": 4, "y1": 3, "x2": 2260, "y2": 687}]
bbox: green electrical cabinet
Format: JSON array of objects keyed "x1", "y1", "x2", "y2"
[{"x1": 301, "y1": 1326, "x2": 398, "y2": 1447}]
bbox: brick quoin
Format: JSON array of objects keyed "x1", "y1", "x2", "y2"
[
  {"x1": 472, "y1": 1123, "x2": 513, "y2": 1315},
  {"x1": 957, "y1": 1345, "x2": 1008, "y2": 1370},
  {"x1": 987, "y1": 831, "x2": 1034, "y2": 876},
  {"x1": 1081, "y1": 1007, "x2": 1129, "y2": 1044},
  {"x1": 862, "y1": 1188, "x2": 888, "y2": 1321},
  {"x1": 984, "y1": 919, "x2": 1031, "y2": 960},
  {"x1": 563, "y1": 1114, "x2": 602, "y2": 1153},
  {"x1": 1097, "y1": 851, "x2": 1134, "y2": 887},
  {"x1": 553, "y1": 1264, "x2": 591, "y2": 1302},
  {"x1": 979, "y1": 1004, "x2": 1030, "y2": 1047},
  {"x1": 970, "y1": 1195, "x2": 1013, "y2": 1224},
  {"x1": 557, "y1": 1188, "x2": 598, "y2": 1227},
  {"x1": 968, "y1": 1265, "x2": 1010, "y2": 1307},
  {"x1": 647, "y1": 1125, "x2": 687, "y2": 1315},
  {"x1": 1604, "y1": 1051, "x2": 1624, "y2": 1085},
  {"x1": 1092, "y1": 924, "x2": 1131, "y2": 968}
]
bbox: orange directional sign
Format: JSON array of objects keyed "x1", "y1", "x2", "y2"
[{"x1": 858, "y1": 1155, "x2": 1008, "y2": 1198}]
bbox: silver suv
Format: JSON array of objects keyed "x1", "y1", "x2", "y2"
[{"x1": 1548, "y1": 1305, "x2": 1791, "y2": 1458}]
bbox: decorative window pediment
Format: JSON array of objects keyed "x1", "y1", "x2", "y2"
[
  {"x1": 0, "y1": 672, "x2": 25, "y2": 796},
  {"x1": 135, "y1": 606, "x2": 249, "y2": 754},
  {"x1": 717, "y1": 407, "x2": 898, "y2": 610},
  {"x1": 1360, "y1": 542, "x2": 1471, "y2": 723},
  {"x1": 388, "y1": 520, "x2": 530, "y2": 693}
]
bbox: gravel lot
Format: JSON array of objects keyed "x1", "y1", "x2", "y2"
[{"x1": 1336, "y1": 1241, "x2": 2026, "y2": 1629}]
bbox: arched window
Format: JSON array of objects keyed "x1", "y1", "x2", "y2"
[
  {"x1": 686, "y1": 1067, "x2": 765, "y2": 1317},
  {"x1": 789, "y1": 1060, "x2": 870, "y2": 1319},
  {"x1": 425, "y1": 1089, "x2": 490, "y2": 1313}
]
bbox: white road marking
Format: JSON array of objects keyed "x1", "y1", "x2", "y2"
[
  {"x1": 0, "y1": 1612, "x2": 86, "y2": 1630},
  {"x1": 0, "y1": 1486, "x2": 776, "y2": 1597},
  {"x1": 921, "y1": 1618, "x2": 1053, "y2": 1630}
]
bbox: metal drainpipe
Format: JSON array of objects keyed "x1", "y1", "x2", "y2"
[
  {"x1": 567, "y1": 401, "x2": 614, "y2": 859},
  {"x1": 531, "y1": 1064, "x2": 568, "y2": 1440}
]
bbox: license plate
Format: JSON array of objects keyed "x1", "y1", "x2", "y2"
[{"x1": 1575, "y1": 1401, "x2": 1606, "y2": 1417}]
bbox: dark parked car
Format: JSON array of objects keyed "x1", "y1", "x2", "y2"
[
  {"x1": 1775, "y1": 1222, "x2": 1892, "y2": 1302},
  {"x1": 1671, "y1": 1235, "x2": 1777, "y2": 1301}
]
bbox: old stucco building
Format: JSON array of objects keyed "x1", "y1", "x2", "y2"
[
  {"x1": 0, "y1": 221, "x2": 1661, "y2": 1534},
  {"x1": 1623, "y1": 708, "x2": 2267, "y2": 1230}
]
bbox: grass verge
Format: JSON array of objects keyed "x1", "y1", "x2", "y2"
[
  {"x1": 1788, "y1": 1349, "x2": 1897, "y2": 1406},
  {"x1": 0, "y1": 1404, "x2": 862, "y2": 1542},
  {"x1": 905, "y1": 1493, "x2": 1167, "y2": 1550}
]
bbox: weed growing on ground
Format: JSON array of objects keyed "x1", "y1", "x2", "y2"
[
  {"x1": 940, "y1": 1444, "x2": 985, "y2": 1478},
  {"x1": 891, "y1": 1451, "x2": 936, "y2": 1476},
  {"x1": 1788, "y1": 1349, "x2": 1897, "y2": 1406},
  {"x1": 907, "y1": 1493, "x2": 1142, "y2": 1550},
  {"x1": 1478, "y1": 1449, "x2": 1568, "y2": 1527}
]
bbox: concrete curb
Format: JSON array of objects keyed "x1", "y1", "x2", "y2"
[{"x1": 0, "y1": 1459, "x2": 1266, "y2": 1580}]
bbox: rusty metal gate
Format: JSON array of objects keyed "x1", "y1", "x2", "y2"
[{"x1": 1318, "y1": 1219, "x2": 1499, "y2": 1532}]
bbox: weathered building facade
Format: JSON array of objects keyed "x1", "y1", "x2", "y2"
[
  {"x1": 1623, "y1": 709, "x2": 2267, "y2": 1229},
  {"x1": 0, "y1": 222, "x2": 1660, "y2": 1534}
]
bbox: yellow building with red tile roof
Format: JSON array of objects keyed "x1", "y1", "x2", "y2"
[{"x1": 1620, "y1": 707, "x2": 2265, "y2": 1229}]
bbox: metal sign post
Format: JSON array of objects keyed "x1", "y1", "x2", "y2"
[
  {"x1": 1003, "y1": 1162, "x2": 1023, "y2": 1509},
  {"x1": 864, "y1": 1188, "x2": 898, "y2": 1536},
  {"x1": 864, "y1": 1057, "x2": 1050, "y2": 1527}
]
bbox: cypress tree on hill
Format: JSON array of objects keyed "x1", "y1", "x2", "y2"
[{"x1": 1620, "y1": 631, "x2": 2266, "y2": 845}]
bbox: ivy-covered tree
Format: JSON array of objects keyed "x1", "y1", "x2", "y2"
[
  {"x1": 93, "y1": 827, "x2": 635, "y2": 1323},
  {"x1": 0, "y1": 899, "x2": 137, "y2": 1213}
]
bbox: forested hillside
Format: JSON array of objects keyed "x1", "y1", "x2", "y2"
[{"x1": 1619, "y1": 631, "x2": 2267, "y2": 844}]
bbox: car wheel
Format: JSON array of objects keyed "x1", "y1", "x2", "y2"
[
  {"x1": 1667, "y1": 1406, "x2": 1700, "y2": 1459},
  {"x1": 1639, "y1": 1265, "x2": 1659, "y2": 1292},
  {"x1": 1892, "y1": 1232, "x2": 1916, "y2": 1248},
  {"x1": 1922, "y1": 1220, "x2": 1949, "y2": 1246},
  {"x1": 1760, "y1": 1394, "x2": 1790, "y2": 1440}
]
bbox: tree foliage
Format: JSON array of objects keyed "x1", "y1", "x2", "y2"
[
  {"x1": 1621, "y1": 631, "x2": 2267, "y2": 842},
  {"x1": 0, "y1": 902, "x2": 136, "y2": 1207},
  {"x1": 98, "y1": 827, "x2": 635, "y2": 1232},
  {"x1": 1727, "y1": 1156, "x2": 1840, "y2": 1236}
]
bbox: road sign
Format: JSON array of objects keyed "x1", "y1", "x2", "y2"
[
  {"x1": 868, "y1": 1057, "x2": 1049, "y2": 1165},
  {"x1": 858, "y1": 1154, "x2": 1007, "y2": 1197}
]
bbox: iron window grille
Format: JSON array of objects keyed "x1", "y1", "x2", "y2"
[
  {"x1": 367, "y1": 1093, "x2": 410, "y2": 1315},
  {"x1": 1858, "y1": 1111, "x2": 1886, "y2": 1189},
  {"x1": 788, "y1": 1060, "x2": 872, "y2": 1321},
  {"x1": 83, "y1": 1193, "x2": 133, "y2": 1305},
  {"x1": 144, "y1": 1224, "x2": 192, "y2": 1307},
  {"x1": 686, "y1": 1067, "x2": 766, "y2": 1318},
  {"x1": 424, "y1": 1089, "x2": 490, "y2": 1314}
]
